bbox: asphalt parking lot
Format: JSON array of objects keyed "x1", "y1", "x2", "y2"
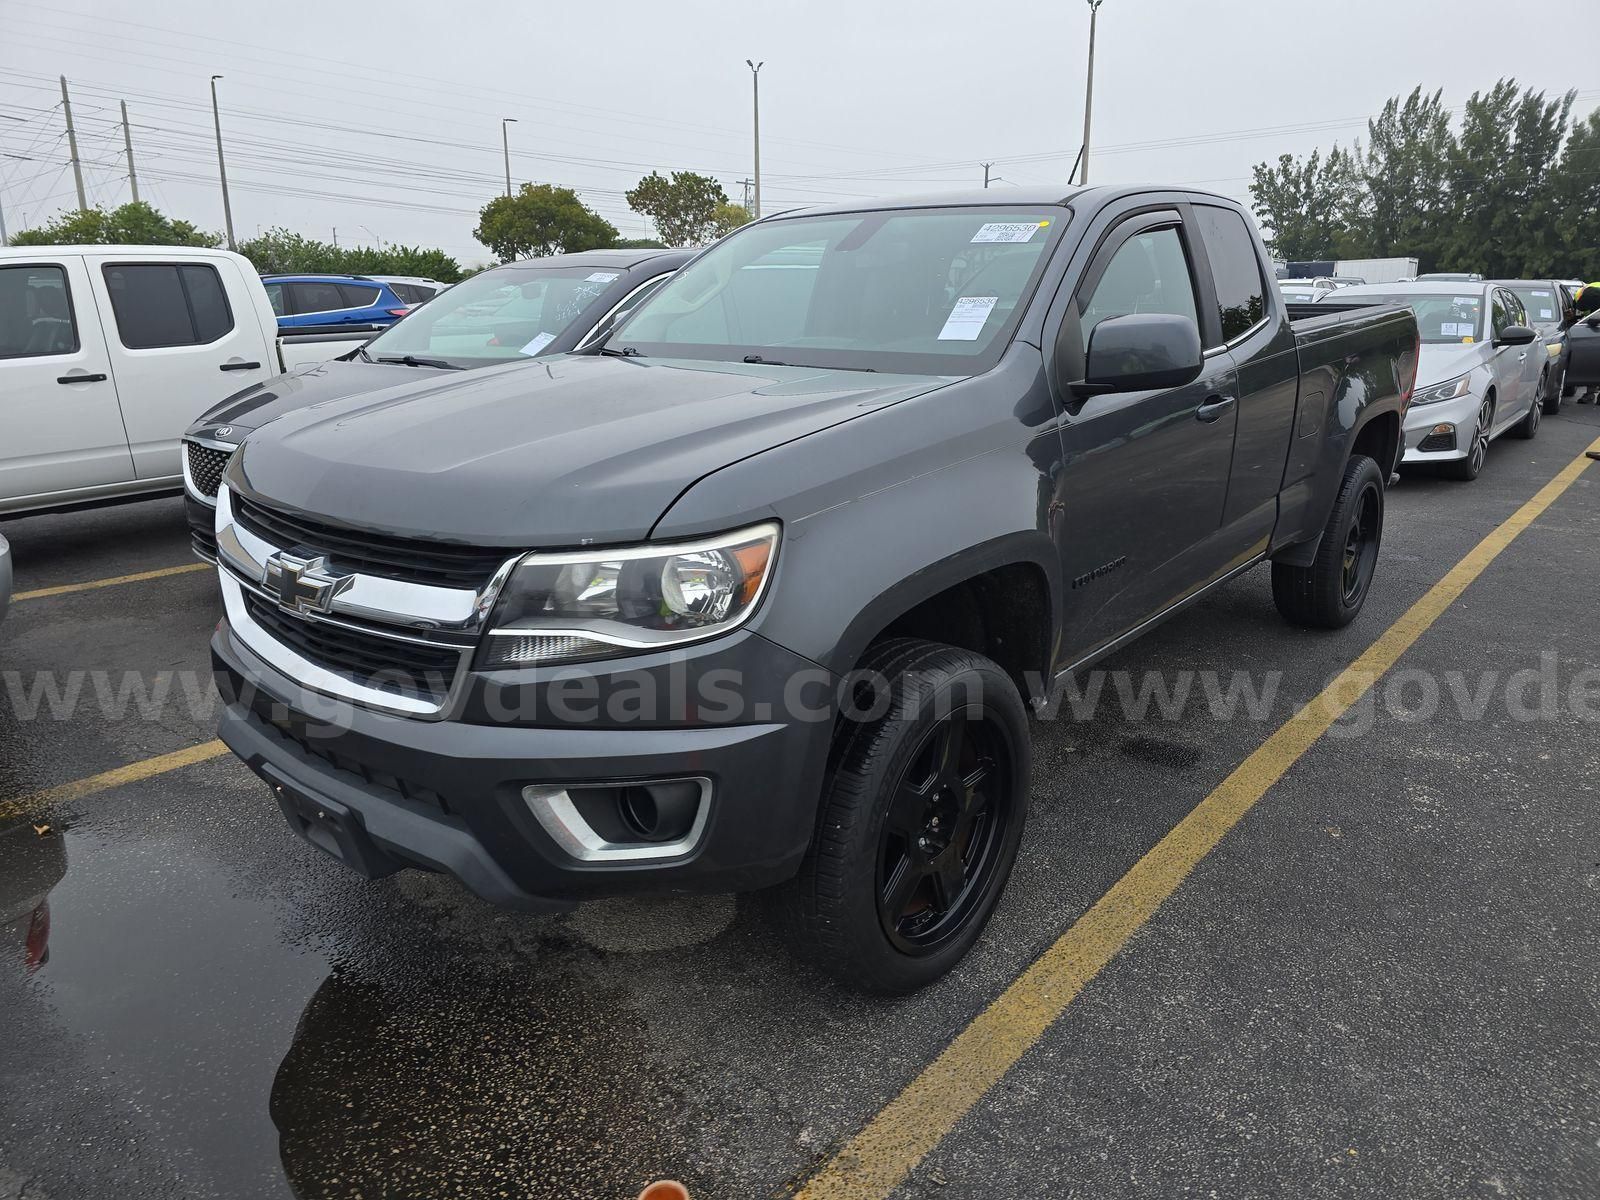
[{"x1": 3, "y1": 408, "x2": 1599, "y2": 1200}]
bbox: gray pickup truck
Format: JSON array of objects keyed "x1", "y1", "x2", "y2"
[{"x1": 209, "y1": 187, "x2": 1418, "y2": 992}]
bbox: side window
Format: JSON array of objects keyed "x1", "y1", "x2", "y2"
[
  {"x1": 338, "y1": 284, "x2": 381, "y2": 309},
  {"x1": 102, "y1": 263, "x2": 235, "y2": 349},
  {"x1": 614, "y1": 275, "x2": 669, "y2": 322},
  {"x1": 289, "y1": 281, "x2": 346, "y2": 314},
  {"x1": 1080, "y1": 226, "x2": 1199, "y2": 338},
  {"x1": 264, "y1": 282, "x2": 288, "y2": 317},
  {"x1": 0, "y1": 264, "x2": 80, "y2": 359},
  {"x1": 1193, "y1": 206, "x2": 1267, "y2": 344},
  {"x1": 1491, "y1": 291, "x2": 1513, "y2": 336},
  {"x1": 389, "y1": 283, "x2": 422, "y2": 304}
]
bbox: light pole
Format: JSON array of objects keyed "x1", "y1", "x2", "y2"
[
  {"x1": 1079, "y1": 0, "x2": 1105, "y2": 186},
  {"x1": 501, "y1": 118, "x2": 517, "y2": 198},
  {"x1": 209, "y1": 75, "x2": 236, "y2": 250},
  {"x1": 745, "y1": 60, "x2": 763, "y2": 219}
]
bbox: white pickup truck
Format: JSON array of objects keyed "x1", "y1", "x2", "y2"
[{"x1": 0, "y1": 245, "x2": 374, "y2": 518}]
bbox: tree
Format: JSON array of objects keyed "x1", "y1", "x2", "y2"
[
  {"x1": 9, "y1": 201, "x2": 219, "y2": 248},
  {"x1": 1358, "y1": 88, "x2": 1455, "y2": 267},
  {"x1": 710, "y1": 202, "x2": 752, "y2": 240},
  {"x1": 235, "y1": 228, "x2": 462, "y2": 282},
  {"x1": 1551, "y1": 109, "x2": 1600, "y2": 280},
  {"x1": 613, "y1": 237, "x2": 669, "y2": 250},
  {"x1": 474, "y1": 183, "x2": 618, "y2": 262},
  {"x1": 625, "y1": 171, "x2": 729, "y2": 246},
  {"x1": 1249, "y1": 147, "x2": 1356, "y2": 261}
]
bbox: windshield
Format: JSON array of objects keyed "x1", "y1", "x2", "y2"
[
  {"x1": 1334, "y1": 292, "x2": 1484, "y2": 344},
  {"x1": 1507, "y1": 286, "x2": 1560, "y2": 326},
  {"x1": 610, "y1": 206, "x2": 1066, "y2": 374},
  {"x1": 364, "y1": 265, "x2": 624, "y2": 366}
]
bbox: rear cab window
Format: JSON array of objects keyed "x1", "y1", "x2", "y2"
[
  {"x1": 0, "y1": 263, "x2": 80, "y2": 358},
  {"x1": 1192, "y1": 205, "x2": 1267, "y2": 345},
  {"x1": 101, "y1": 262, "x2": 235, "y2": 349}
]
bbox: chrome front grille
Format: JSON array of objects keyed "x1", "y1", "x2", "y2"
[
  {"x1": 213, "y1": 484, "x2": 520, "y2": 720},
  {"x1": 184, "y1": 440, "x2": 233, "y2": 500}
]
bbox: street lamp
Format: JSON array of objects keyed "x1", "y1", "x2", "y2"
[
  {"x1": 501, "y1": 117, "x2": 518, "y2": 198},
  {"x1": 745, "y1": 60, "x2": 763, "y2": 219},
  {"x1": 209, "y1": 75, "x2": 236, "y2": 250},
  {"x1": 1079, "y1": 0, "x2": 1105, "y2": 186}
]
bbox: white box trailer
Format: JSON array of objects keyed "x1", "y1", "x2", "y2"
[{"x1": 1334, "y1": 257, "x2": 1418, "y2": 284}]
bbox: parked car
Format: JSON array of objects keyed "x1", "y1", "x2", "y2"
[
  {"x1": 182, "y1": 248, "x2": 689, "y2": 559},
  {"x1": 0, "y1": 532, "x2": 10, "y2": 625},
  {"x1": 368, "y1": 276, "x2": 450, "y2": 306},
  {"x1": 1279, "y1": 279, "x2": 1334, "y2": 303},
  {"x1": 1491, "y1": 279, "x2": 1577, "y2": 409},
  {"x1": 0, "y1": 817, "x2": 67, "y2": 975},
  {"x1": 1565, "y1": 283, "x2": 1600, "y2": 401},
  {"x1": 208, "y1": 186, "x2": 1416, "y2": 992},
  {"x1": 1322, "y1": 281, "x2": 1543, "y2": 479},
  {"x1": 261, "y1": 274, "x2": 413, "y2": 329},
  {"x1": 0, "y1": 246, "x2": 374, "y2": 519}
]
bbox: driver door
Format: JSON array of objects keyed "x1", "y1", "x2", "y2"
[{"x1": 1052, "y1": 211, "x2": 1240, "y2": 666}]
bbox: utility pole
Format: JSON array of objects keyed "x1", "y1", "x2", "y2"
[
  {"x1": 745, "y1": 60, "x2": 763, "y2": 219},
  {"x1": 0, "y1": 193, "x2": 8, "y2": 246},
  {"x1": 737, "y1": 177, "x2": 753, "y2": 212},
  {"x1": 501, "y1": 118, "x2": 517, "y2": 198},
  {"x1": 209, "y1": 75, "x2": 236, "y2": 250},
  {"x1": 1079, "y1": 0, "x2": 1105, "y2": 186},
  {"x1": 60, "y1": 76, "x2": 87, "y2": 211},
  {"x1": 332, "y1": 228, "x2": 338, "y2": 248},
  {"x1": 982, "y1": 162, "x2": 1001, "y2": 188},
  {"x1": 120, "y1": 100, "x2": 140, "y2": 204}
]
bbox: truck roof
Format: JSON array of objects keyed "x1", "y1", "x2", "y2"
[
  {"x1": 769, "y1": 184, "x2": 1247, "y2": 219},
  {"x1": 0, "y1": 243, "x2": 255, "y2": 264}
]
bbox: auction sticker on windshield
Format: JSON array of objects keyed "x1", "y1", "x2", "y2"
[
  {"x1": 519, "y1": 332, "x2": 557, "y2": 356},
  {"x1": 585, "y1": 272, "x2": 621, "y2": 283},
  {"x1": 939, "y1": 296, "x2": 999, "y2": 340},
  {"x1": 971, "y1": 222, "x2": 1046, "y2": 244}
]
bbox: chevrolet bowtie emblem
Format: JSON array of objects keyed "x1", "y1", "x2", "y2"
[{"x1": 262, "y1": 552, "x2": 352, "y2": 615}]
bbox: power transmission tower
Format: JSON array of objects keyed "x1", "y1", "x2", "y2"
[{"x1": 60, "y1": 76, "x2": 87, "y2": 211}]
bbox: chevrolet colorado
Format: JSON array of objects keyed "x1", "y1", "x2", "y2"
[{"x1": 210, "y1": 187, "x2": 1418, "y2": 992}]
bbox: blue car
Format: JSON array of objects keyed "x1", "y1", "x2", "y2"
[{"x1": 261, "y1": 274, "x2": 412, "y2": 329}]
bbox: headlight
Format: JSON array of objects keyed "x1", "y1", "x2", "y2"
[
  {"x1": 1410, "y1": 374, "x2": 1472, "y2": 405},
  {"x1": 480, "y1": 521, "x2": 780, "y2": 668}
]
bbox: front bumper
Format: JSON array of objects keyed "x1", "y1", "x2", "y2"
[
  {"x1": 1401, "y1": 390, "x2": 1481, "y2": 462},
  {"x1": 211, "y1": 617, "x2": 832, "y2": 908}
]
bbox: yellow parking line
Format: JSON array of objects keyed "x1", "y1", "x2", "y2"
[
  {"x1": 795, "y1": 434, "x2": 1600, "y2": 1200},
  {"x1": 0, "y1": 739, "x2": 228, "y2": 823},
  {"x1": 12, "y1": 561, "x2": 211, "y2": 603}
]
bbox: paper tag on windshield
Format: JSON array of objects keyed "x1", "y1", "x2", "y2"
[
  {"x1": 585, "y1": 271, "x2": 620, "y2": 283},
  {"x1": 1455, "y1": 297, "x2": 1477, "y2": 306},
  {"x1": 971, "y1": 222, "x2": 1043, "y2": 244},
  {"x1": 1539, "y1": 308, "x2": 1553, "y2": 319},
  {"x1": 938, "y1": 296, "x2": 999, "y2": 340},
  {"x1": 519, "y1": 331, "x2": 557, "y2": 356}
]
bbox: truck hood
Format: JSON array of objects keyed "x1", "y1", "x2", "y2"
[
  {"x1": 231, "y1": 354, "x2": 952, "y2": 548},
  {"x1": 1415, "y1": 342, "x2": 1488, "y2": 387},
  {"x1": 187, "y1": 359, "x2": 450, "y2": 442}
]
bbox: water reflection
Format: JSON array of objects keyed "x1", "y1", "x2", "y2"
[
  {"x1": 271, "y1": 962, "x2": 696, "y2": 1199},
  {"x1": 0, "y1": 818, "x2": 67, "y2": 977}
]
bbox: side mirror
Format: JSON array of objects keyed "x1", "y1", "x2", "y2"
[
  {"x1": 1072, "y1": 313, "x2": 1203, "y2": 399},
  {"x1": 1494, "y1": 325, "x2": 1537, "y2": 347}
]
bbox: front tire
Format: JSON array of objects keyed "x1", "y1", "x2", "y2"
[
  {"x1": 1441, "y1": 397, "x2": 1493, "y2": 480},
  {"x1": 778, "y1": 639, "x2": 1030, "y2": 993},
  {"x1": 1272, "y1": 453, "x2": 1384, "y2": 629}
]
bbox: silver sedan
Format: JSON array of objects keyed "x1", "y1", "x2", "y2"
[{"x1": 1322, "y1": 282, "x2": 1544, "y2": 481}]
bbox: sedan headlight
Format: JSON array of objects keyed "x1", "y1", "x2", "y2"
[
  {"x1": 480, "y1": 522, "x2": 780, "y2": 668},
  {"x1": 1410, "y1": 374, "x2": 1472, "y2": 405}
]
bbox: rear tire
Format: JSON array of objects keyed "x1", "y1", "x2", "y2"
[
  {"x1": 776, "y1": 638, "x2": 1030, "y2": 993},
  {"x1": 1543, "y1": 366, "x2": 1564, "y2": 414},
  {"x1": 1513, "y1": 386, "x2": 1541, "y2": 438},
  {"x1": 1272, "y1": 453, "x2": 1384, "y2": 629}
]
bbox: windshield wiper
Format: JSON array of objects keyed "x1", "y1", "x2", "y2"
[
  {"x1": 375, "y1": 355, "x2": 464, "y2": 370},
  {"x1": 743, "y1": 354, "x2": 788, "y2": 365},
  {"x1": 744, "y1": 353, "x2": 875, "y2": 372},
  {"x1": 595, "y1": 345, "x2": 645, "y2": 358}
]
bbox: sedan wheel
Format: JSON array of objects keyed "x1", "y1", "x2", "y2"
[{"x1": 1443, "y1": 398, "x2": 1492, "y2": 481}]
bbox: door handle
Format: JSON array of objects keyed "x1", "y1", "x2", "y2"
[
  {"x1": 1195, "y1": 394, "x2": 1237, "y2": 423},
  {"x1": 220, "y1": 360, "x2": 262, "y2": 372},
  {"x1": 57, "y1": 372, "x2": 107, "y2": 384}
]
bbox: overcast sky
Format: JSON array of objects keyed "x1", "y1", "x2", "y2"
[{"x1": 1, "y1": 0, "x2": 1594, "y2": 266}]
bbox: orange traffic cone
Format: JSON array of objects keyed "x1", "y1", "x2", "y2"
[{"x1": 638, "y1": 1183, "x2": 690, "y2": 1200}]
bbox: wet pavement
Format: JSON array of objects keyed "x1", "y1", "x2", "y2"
[{"x1": 2, "y1": 410, "x2": 1599, "y2": 1200}]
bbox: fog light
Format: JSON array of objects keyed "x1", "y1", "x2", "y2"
[
  {"x1": 1431, "y1": 423, "x2": 1453, "y2": 436},
  {"x1": 523, "y1": 779, "x2": 711, "y2": 862}
]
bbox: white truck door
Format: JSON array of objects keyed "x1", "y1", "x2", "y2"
[
  {"x1": 87, "y1": 254, "x2": 273, "y2": 480},
  {"x1": 0, "y1": 255, "x2": 135, "y2": 508}
]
